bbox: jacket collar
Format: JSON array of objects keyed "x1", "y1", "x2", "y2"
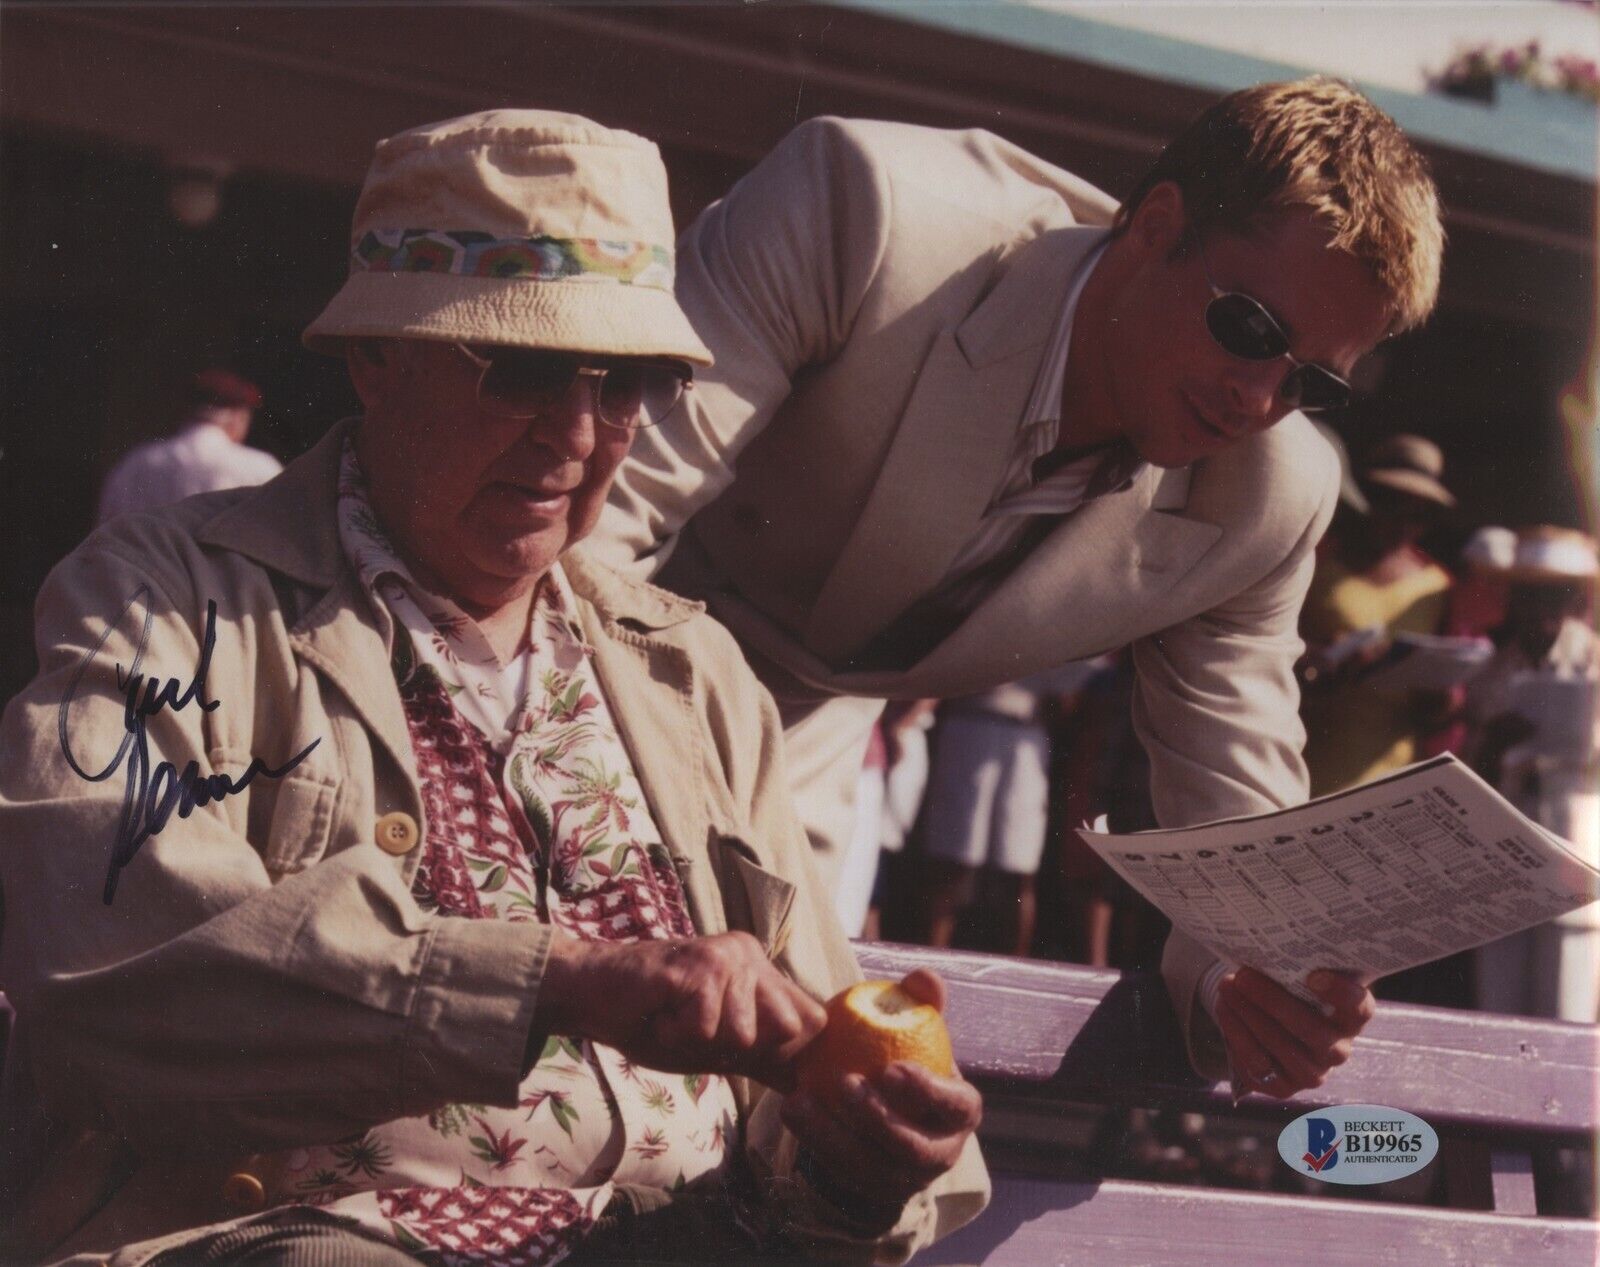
[
  {"x1": 196, "y1": 419, "x2": 351, "y2": 590},
  {"x1": 956, "y1": 225, "x2": 1110, "y2": 370},
  {"x1": 563, "y1": 551, "x2": 702, "y2": 633}
]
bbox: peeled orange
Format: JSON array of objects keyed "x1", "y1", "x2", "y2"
[{"x1": 797, "y1": 978, "x2": 955, "y2": 1099}]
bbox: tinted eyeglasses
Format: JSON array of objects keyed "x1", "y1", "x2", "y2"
[
  {"x1": 455, "y1": 344, "x2": 692, "y2": 429},
  {"x1": 1197, "y1": 244, "x2": 1352, "y2": 414}
]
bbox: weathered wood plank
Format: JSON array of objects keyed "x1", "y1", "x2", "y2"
[
  {"x1": 854, "y1": 943, "x2": 1599, "y2": 1142},
  {"x1": 1490, "y1": 1148, "x2": 1540, "y2": 1215},
  {"x1": 913, "y1": 1174, "x2": 1600, "y2": 1266}
]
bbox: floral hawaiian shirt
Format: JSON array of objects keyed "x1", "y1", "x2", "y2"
[{"x1": 265, "y1": 442, "x2": 740, "y2": 1266}]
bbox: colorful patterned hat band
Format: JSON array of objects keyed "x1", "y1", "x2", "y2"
[{"x1": 352, "y1": 229, "x2": 675, "y2": 290}]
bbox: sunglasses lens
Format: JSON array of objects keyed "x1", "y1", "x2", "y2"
[
  {"x1": 1285, "y1": 365, "x2": 1351, "y2": 414},
  {"x1": 467, "y1": 346, "x2": 688, "y2": 427},
  {"x1": 478, "y1": 351, "x2": 578, "y2": 416},
  {"x1": 1206, "y1": 293, "x2": 1291, "y2": 361},
  {"x1": 598, "y1": 364, "x2": 687, "y2": 429}
]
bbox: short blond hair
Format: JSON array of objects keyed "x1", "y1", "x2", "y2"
[{"x1": 1114, "y1": 77, "x2": 1444, "y2": 333}]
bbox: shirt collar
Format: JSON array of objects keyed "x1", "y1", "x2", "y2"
[
  {"x1": 1020, "y1": 240, "x2": 1108, "y2": 453},
  {"x1": 336, "y1": 436, "x2": 440, "y2": 609}
]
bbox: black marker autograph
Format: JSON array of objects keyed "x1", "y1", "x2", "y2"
[{"x1": 57, "y1": 586, "x2": 321, "y2": 904}]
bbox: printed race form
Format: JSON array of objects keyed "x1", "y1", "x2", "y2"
[{"x1": 1078, "y1": 755, "x2": 1600, "y2": 1004}]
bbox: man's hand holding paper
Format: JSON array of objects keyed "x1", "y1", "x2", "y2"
[
  {"x1": 1217, "y1": 967, "x2": 1375, "y2": 1100},
  {"x1": 1084, "y1": 754, "x2": 1600, "y2": 1096}
]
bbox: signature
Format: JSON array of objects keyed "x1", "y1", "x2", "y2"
[{"x1": 57, "y1": 586, "x2": 320, "y2": 904}]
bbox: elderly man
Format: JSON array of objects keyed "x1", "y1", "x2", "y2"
[
  {"x1": 590, "y1": 78, "x2": 1442, "y2": 1096},
  {"x1": 0, "y1": 111, "x2": 985, "y2": 1266}
]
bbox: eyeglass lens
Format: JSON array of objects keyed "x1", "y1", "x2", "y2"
[
  {"x1": 1203, "y1": 293, "x2": 1350, "y2": 413},
  {"x1": 468, "y1": 346, "x2": 686, "y2": 428}
]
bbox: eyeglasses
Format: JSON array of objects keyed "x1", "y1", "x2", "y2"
[
  {"x1": 1196, "y1": 243, "x2": 1352, "y2": 414},
  {"x1": 454, "y1": 344, "x2": 692, "y2": 429}
]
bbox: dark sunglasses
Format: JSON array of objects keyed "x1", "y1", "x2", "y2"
[
  {"x1": 1197, "y1": 244, "x2": 1352, "y2": 414},
  {"x1": 455, "y1": 344, "x2": 692, "y2": 429}
]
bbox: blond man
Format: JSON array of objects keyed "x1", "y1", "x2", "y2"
[{"x1": 590, "y1": 79, "x2": 1445, "y2": 1095}]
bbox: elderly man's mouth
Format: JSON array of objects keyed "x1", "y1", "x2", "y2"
[{"x1": 484, "y1": 481, "x2": 578, "y2": 517}]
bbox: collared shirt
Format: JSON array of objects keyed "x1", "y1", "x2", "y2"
[
  {"x1": 862, "y1": 244, "x2": 1145, "y2": 668},
  {"x1": 96, "y1": 419, "x2": 283, "y2": 523},
  {"x1": 282, "y1": 440, "x2": 739, "y2": 1264},
  {"x1": 938, "y1": 242, "x2": 1143, "y2": 607}
]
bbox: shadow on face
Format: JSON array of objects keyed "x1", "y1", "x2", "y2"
[{"x1": 345, "y1": 338, "x2": 635, "y2": 612}]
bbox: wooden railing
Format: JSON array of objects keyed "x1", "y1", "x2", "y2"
[{"x1": 855, "y1": 942, "x2": 1600, "y2": 1265}]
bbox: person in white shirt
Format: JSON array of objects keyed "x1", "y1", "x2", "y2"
[
  {"x1": 1465, "y1": 526, "x2": 1600, "y2": 1022},
  {"x1": 96, "y1": 368, "x2": 281, "y2": 522}
]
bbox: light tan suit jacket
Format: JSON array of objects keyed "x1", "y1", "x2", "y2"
[{"x1": 590, "y1": 117, "x2": 1341, "y2": 1073}]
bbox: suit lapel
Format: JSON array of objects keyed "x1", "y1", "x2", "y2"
[
  {"x1": 833, "y1": 467, "x2": 1222, "y2": 698},
  {"x1": 802, "y1": 331, "x2": 1022, "y2": 663},
  {"x1": 803, "y1": 227, "x2": 1109, "y2": 665}
]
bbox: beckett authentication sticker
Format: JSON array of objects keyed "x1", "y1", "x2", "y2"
[{"x1": 1278, "y1": 1104, "x2": 1439, "y2": 1185}]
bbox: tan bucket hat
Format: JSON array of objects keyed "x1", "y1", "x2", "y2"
[
  {"x1": 1357, "y1": 433, "x2": 1455, "y2": 508},
  {"x1": 1502, "y1": 526, "x2": 1599, "y2": 586},
  {"x1": 304, "y1": 110, "x2": 712, "y2": 367}
]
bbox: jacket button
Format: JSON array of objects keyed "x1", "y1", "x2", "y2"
[
  {"x1": 375, "y1": 811, "x2": 421, "y2": 855},
  {"x1": 222, "y1": 1170, "x2": 266, "y2": 1211}
]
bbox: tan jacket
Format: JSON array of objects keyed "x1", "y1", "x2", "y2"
[
  {"x1": 591, "y1": 117, "x2": 1341, "y2": 1074},
  {"x1": 0, "y1": 423, "x2": 988, "y2": 1265}
]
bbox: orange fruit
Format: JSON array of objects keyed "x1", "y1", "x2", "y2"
[{"x1": 797, "y1": 978, "x2": 955, "y2": 1100}]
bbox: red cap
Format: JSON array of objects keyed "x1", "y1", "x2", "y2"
[{"x1": 191, "y1": 369, "x2": 263, "y2": 409}]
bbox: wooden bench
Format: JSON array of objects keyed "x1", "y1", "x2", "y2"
[{"x1": 855, "y1": 942, "x2": 1600, "y2": 1265}]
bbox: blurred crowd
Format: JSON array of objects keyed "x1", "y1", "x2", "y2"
[{"x1": 837, "y1": 429, "x2": 1600, "y2": 1031}]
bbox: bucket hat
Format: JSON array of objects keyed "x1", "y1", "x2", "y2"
[
  {"x1": 304, "y1": 110, "x2": 711, "y2": 367},
  {"x1": 1357, "y1": 434, "x2": 1455, "y2": 509},
  {"x1": 1502, "y1": 526, "x2": 1599, "y2": 586}
]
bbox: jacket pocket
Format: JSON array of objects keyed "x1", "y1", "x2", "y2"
[
  {"x1": 245, "y1": 769, "x2": 338, "y2": 879},
  {"x1": 716, "y1": 836, "x2": 797, "y2": 961}
]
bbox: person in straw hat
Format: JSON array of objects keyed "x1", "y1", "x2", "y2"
[
  {"x1": 1300, "y1": 433, "x2": 1459, "y2": 798},
  {"x1": 0, "y1": 111, "x2": 985, "y2": 1266},
  {"x1": 1465, "y1": 525, "x2": 1600, "y2": 1023}
]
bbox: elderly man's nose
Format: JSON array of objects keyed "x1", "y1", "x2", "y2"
[{"x1": 530, "y1": 378, "x2": 601, "y2": 460}]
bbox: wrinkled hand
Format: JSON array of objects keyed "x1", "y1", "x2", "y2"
[
  {"x1": 780, "y1": 971, "x2": 982, "y2": 1214},
  {"x1": 537, "y1": 929, "x2": 827, "y2": 1089},
  {"x1": 1218, "y1": 967, "x2": 1375, "y2": 1100}
]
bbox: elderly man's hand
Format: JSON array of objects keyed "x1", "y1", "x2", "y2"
[
  {"x1": 1217, "y1": 967, "x2": 1375, "y2": 1100},
  {"x1": 536, "y1": 929, "x2": 828, "y2": 1089},
  {"x1": 779, "y1": 971, "x2": 982, "y2": 1222}
]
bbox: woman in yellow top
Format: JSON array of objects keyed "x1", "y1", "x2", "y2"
[{"x1": 1300, "y1": 435, "x2": 1456, "y2": 797}]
